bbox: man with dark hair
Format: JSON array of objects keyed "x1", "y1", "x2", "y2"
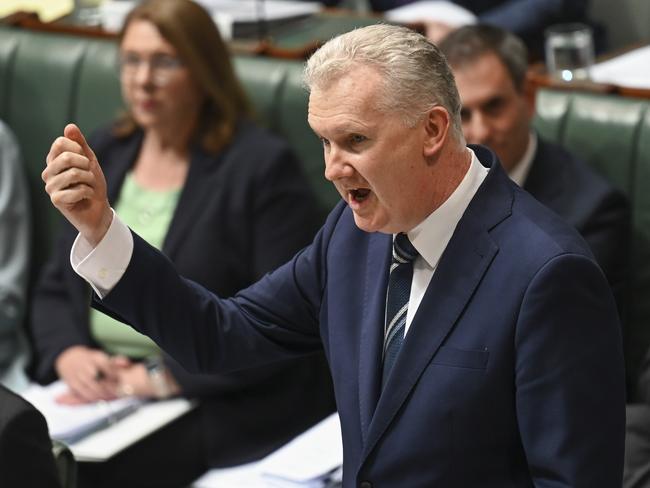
[{"x1": 439, "y1": 24, "x2": 629, "y2": 308}]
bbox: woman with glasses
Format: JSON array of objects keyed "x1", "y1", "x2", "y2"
[{"x1": 29, "y1": 0, "x2": 334, "y2": 486}]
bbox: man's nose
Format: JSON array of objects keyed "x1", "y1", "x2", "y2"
[
  {"x1": 323, "y1": 146, "x2": 352, "y2": 182},
  {"x1": 464, "y1": 113, "x2": 490, "y2": 144}
]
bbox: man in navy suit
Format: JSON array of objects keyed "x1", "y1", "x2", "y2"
[
  {"x1": 43, "y1": 24, "x2": 624, "y2": 487},
  {"x1": 439, "y1": 24, "x2": 629, "y2": 309}
]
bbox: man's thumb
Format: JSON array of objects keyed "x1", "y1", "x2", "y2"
[{"x1": 63, "y1": 123, "x2": 96, "y2": 162}]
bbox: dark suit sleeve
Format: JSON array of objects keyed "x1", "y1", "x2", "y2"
[
  {"x1": 95, "y1": 203, "x2": 346, "y2": 377},
  {"x1": 0, "y1": 391, "x2": 61, "y2": 488},
  {"x1": 515, "y1": 253, "x2": 625, "y2": 487}
]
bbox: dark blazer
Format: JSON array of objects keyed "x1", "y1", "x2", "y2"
[
  {"x1": 96, "y1": 145, "x2": 625, "y2": 487},
  {"x1": 29, "y1": 122, "x2": 335, "y2": 467},
  {"x1": 0, "y1": 385, "x2": 61, "y2": 488},
  {"x1": 524, "y1": 138, "x2": 629, "y2": 306}
]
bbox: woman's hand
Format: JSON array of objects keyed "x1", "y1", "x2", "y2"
[
  {"x1": 116, "y1": 362, "x2": 181, "y2": 399},
  {"x1": 55, "y1": 345, "x2": 122, "y2": 404}
]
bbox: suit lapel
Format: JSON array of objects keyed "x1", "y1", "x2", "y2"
[
  {"x1": 162, "y1": 146, "x2": 225, "y2": 258},
  {"x1": 522, "y1": 138, "x2": 565, "y2": 207},
  {"x1": 357, "y1": 232, "x2": 392, "y2": 444},
  {"x1": 360, "y1": 147, "x2": 513, "y2": 463},
  {"x1": 104, "y1": 132, "x2": 142, "y2": 205}
]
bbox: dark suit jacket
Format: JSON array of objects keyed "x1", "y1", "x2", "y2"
[
  {"x1": 524, "y1": 138, "x2": 629, "y2": 307},
  {"x1": 96, "y1": 145, "x2": 625, "y2": 487},
  {"x1": 0, "y1": 385, "x2": 61, "y2": 488},
  {"x1": 29, "y1": 121, "x2": 335, "y2": 466}
]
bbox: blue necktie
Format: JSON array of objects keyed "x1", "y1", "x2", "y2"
[{"x1": 382, "y1": 233, "x2": 419, "y2": 388}]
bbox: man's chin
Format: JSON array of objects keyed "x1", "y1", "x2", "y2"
[{"x1": 352, "y1": 212, "x2": 391, "y2": 234}]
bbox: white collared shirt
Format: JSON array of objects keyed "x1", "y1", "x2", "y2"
[
  {"x1": 507, "y1": 132, "x2": 537, "y2": 188},
  {"x1": 401, "y1": 148, "x2": 488, "y2": 335}
]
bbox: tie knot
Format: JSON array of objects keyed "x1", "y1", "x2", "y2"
[{"x1": 393, "y1": 233, "x2": 418, "y2": 264}]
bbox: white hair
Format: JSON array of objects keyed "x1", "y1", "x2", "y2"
[{"x1": 304, "y1": 24, "x2": 463, "y2": 139}]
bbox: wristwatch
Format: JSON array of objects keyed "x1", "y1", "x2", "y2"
[{"x1": 144, "y1": 356, "x2": 172, "y2": 399}]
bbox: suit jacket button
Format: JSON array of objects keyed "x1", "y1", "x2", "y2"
[{"x1": 360, "y1": 482, "x2": 373, "y2": 488}]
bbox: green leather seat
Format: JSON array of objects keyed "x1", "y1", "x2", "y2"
[
  {"x1": 534, "y1": 89, "x2": 650, "y2": 397},
  {"x1": 0, "y1": 27, "x2": 338, "y2": 270}
]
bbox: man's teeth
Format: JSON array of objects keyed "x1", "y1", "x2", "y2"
[{"x1": 351, "y1": 189, "x2": 370, "y2": 202}]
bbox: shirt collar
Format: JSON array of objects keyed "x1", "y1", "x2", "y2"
[
  {"x1": 405, "y1": 148, "x2": 489, "y2": 270},
  {"x1": 508, "y1": 131, "x2": 537, "y2": 187}
]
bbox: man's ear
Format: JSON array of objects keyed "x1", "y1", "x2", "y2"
[
  {"x1": 522, "y1": 76, "x2": 536, "y2": 119},
  {"x1": 423, "y1": 105, "x2": 451, "y2": 158}
]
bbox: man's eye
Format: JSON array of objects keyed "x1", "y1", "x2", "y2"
[
  {"x1": 350, "y1": 134, "x2": 366, "y2": 144},
  {"x1": 320, "y1": 137, "x2": 330, "y2": 147},
  {"x1": 484, "y1": 98, "x2": 505, "y2": 115}
]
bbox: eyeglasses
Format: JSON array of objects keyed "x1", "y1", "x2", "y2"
[{"x1": 118, "y1": 52, "x2": 184, "y2": 86}]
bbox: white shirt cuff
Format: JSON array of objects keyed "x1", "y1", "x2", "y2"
[{"x1": 70, "y1": 209, "x2": 134, "y2": 299}]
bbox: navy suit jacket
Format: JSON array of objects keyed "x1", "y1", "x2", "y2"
[
  {"x1": 524, "y1": 138, "x2": 629, "y2": 308},
  {"x1": 97, "y1": 145, "x2": 624, "y2": 487}
]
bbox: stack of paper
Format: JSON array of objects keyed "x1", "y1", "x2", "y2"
[
  {"x1": 385, "y1": 0, "x2": 476, "y2": 26},
  {"x1": 0, "y1": 0, "x2": 74, "y2": 23},
  {"x1": 21, "y1": 381, "x2": 142, "y2": 444},
  {"x1": 259, "y1": 413, "x2": 342, "y2": 487},
  {"x1": 192, "y1": 413, "x2": 343, "y2": 488},
  {"x1": 590, "y1": 45, "x2": 650, "y2": 90},
  {"x1": 99, "y1": 0, "x2": 322, "y2": 39}
]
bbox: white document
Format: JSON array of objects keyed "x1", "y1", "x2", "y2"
[
  {"x1": 191, "y1": 413, "x2": 342, "y2": 488},
  {"x1": 0, "y1": 0, "x2": 74, "y2": 23},
  {"x1": 197, "y1": 0, "x2": 321, "y2": 22},
  {"x1": 21, "y1": 381, "x2": 196, "y2": 461},
  {"x1": 70, "y1": 398, "x2": 196, "y2": 461},
  {"x1": 99, "y1": 0, "x2": 321, "y2": 38},
  {"x1": 259, "y1": 413, "x2": 342, "y2": 485},
  {"x1": 192, "y1": 461, "x2": 268, "y2": 488},
  {"x1": 590, "y1": 45, "x2": 650, "y2": 90},
  {"x1": 385, "y1": 0, "x2": 476, "y2": 26},
  {"x1": 21, "y1": 381, "x2": 142, "y2": 444}
]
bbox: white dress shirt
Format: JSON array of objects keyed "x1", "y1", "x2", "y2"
[{"x1": 402, "y1": 148, "x2": 488, "y2": 335}]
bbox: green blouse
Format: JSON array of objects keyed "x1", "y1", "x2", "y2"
[{"x1": 90, "y1": 172, "x2": 182, "y2": 358}]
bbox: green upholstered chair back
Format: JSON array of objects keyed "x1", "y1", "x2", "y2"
[
  {"x1": 534, "y1": 89, "x2": 650, "y2": 397},
  {"x1": 0, "y1": 28, "x2": 122, "y2": 278},
  {"x1": 0, "y1": 27, "x2": 338, "y2": 284}
]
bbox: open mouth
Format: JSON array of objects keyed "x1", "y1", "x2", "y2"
[{"x1": 349, "y1": 188, "x2": 371, "y2": 203}]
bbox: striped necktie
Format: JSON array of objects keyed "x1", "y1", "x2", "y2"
[{"x1": 382, "y1": 233, "x2": 419, "y2": 388}]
